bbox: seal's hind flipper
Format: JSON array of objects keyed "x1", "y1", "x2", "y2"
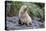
[{"x1": 18, "y1": 19, "x2": 21, "y2": 24}]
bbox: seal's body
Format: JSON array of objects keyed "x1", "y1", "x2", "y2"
[{"x1": 19, "y1": 5, "x2": 32, "y2": 25}]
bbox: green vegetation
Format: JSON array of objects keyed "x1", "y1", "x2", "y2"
[{"x1": 6, "y1": 1, "x2": 45, "y2": 21}]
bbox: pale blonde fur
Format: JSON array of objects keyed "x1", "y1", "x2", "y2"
[{"x1": 19, "y1": 5, "x2": 32, "y2": 25}]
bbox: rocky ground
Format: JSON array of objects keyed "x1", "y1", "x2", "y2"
[{"x1": 5, "y1": 16, "x2": 44, "y2": 30}]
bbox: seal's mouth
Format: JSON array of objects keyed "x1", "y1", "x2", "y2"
[{"x1": 24, "y1": 7, "x2": 28, "y2": 12}]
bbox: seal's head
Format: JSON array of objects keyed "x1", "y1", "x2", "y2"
[
  {"x1": 19, "y1": 5, "x2": 28, "y2": 15},
  {"x1": 20, "y1": 5, "x2": 28, "y2": 12},
  {"x1": 21, "y1": 5, "x2": 28, "y2": 13}
]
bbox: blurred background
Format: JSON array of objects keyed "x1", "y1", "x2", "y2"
[
  {"x1": 5, "y1": 1, "x2": 45, "y2": 30},
  {"x1": 5, "y1": 1, "x2": 45, "y2": 22}
]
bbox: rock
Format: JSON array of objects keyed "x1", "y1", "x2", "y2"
[{"x1": 5, "y1": 16, "x2": 44, "y2": 30}]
